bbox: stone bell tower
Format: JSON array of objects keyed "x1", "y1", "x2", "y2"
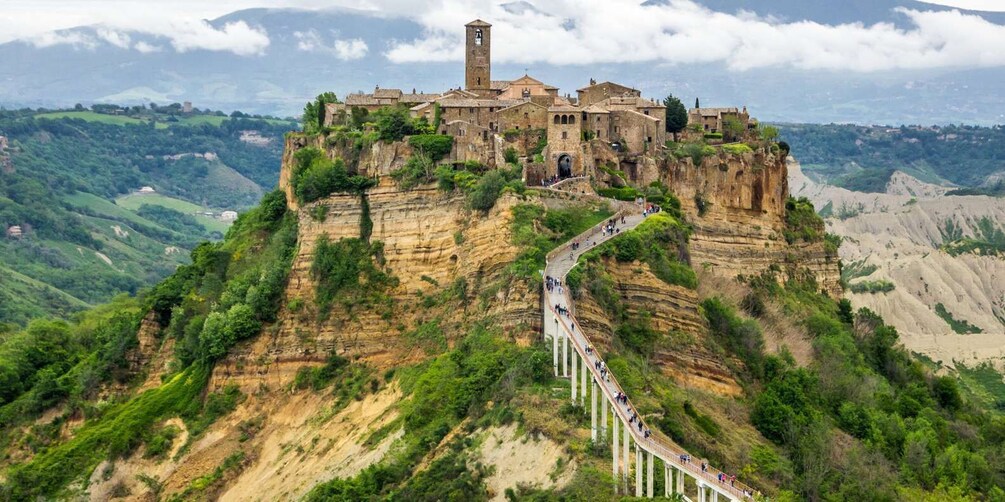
[{"x1": 465, "y1": 20, "x2": 491, "y2": 96}]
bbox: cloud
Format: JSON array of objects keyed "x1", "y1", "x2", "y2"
[
  {"x1": 166, "y1": 20, "x2": 269, "y2": 56},
  {"x1": 133, "y1": 41, "x2": 162, "y2": 53},
  {"x1": 21, "y1": 19, "x2": 268, "y2": 56},
  {"x1": 383, "y1": 0, "x2": 1005, "y2": 71},
  {"x1": 96, "y1": 28, "x2": 131, "y2": 49},
  {"x1": 26, "y1": 31, "x2": 98, "y2": 50},
  {"x1": 294, "y1": 29, "x2": 369, "y2": 60}
]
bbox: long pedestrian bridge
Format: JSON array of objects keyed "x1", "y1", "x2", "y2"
[{"x1": 541, "y1": 197, "x2": 756, "y2": 501}]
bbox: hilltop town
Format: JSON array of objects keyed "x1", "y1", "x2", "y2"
[{"x1": 322, "y1": 20, "x2": 756, "y2": 185}]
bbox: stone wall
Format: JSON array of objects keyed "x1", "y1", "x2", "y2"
[
  {"x1": 498, "y1": 102, "x2": 548, "y2": 133},
  {"x1": 611, "y1": 110, "x2": 664, "y2": 156}
]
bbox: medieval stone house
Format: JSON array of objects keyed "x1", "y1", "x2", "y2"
[{"x1": 322, "y1": 19, "x2": 754, "y2": 181}]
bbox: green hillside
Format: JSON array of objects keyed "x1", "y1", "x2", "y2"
[{"x1": 0, "y1": 106, "x2": 294, "y2": 325}]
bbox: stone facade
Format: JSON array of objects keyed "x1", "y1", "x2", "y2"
[
  {"x1": 577, "y1": 80, "x2": 641, "y2": 107},
  {"x1": 498, "y1": 101, "x2": 548, "y2": 132},
  {"x1": 465, "y1": 20, "x2": 492, "y2": 96}
]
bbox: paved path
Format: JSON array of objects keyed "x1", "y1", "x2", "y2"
[{"x1": 543, "y1": 204, "x2": 754, "y2": 500}]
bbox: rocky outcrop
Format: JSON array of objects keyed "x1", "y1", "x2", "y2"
[
  {"x1": 661, "y1": 151, "x2": 841, "y2": 297},
  {"x1": 211, "y1": 180, "x2": 540, "y2": 391}
]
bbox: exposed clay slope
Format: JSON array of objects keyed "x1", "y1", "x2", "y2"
[{"x1": 791, "y1": 162, "x2": 1005, "y2": 368}]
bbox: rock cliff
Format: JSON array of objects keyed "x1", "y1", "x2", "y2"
[
  {"x1": 211, "y1": 179, "x2": 539, "y2": 391},
  {"x1": 660, "y1": 150, "x2": 841, "y2": 297}
]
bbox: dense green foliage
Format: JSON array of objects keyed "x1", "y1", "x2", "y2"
[
  {"x1": 407, "y1": 134, "x2": 454, "y2": 162},
  {"x1": 302, "y1": 92, "x2": 340, "y2": 134},
  {"x1": 729, "y1": 274, "x2": 1005, "y2": 500},
  {"x1": 311, "y1": 235, "x2": 395, "y2": 317},
  {"x1": 778, "y1": 123, "x2": 1005, "y2": 191},
  {"x1": 0, "y1": 188, "x2": 295, "y2": 498},
  {"x1": 663, "y1": 94, "x2": 688, "y2": 138},
  {"x1": 290, "y1": 147, "x2": 376, "y2": 203},
  {"x1": 783, "y1": 197, "x2": 825, "y2": 244},
  {"x1": 435, "y1": 162, "x2": 524, "y2": 212}
]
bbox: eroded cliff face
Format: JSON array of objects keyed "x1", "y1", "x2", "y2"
[
  {"x1": 573, "y1": 259, "x2": 742, "y2": 396},
  {"x1": 660, "y1": 151, "x2": 841, "y2": 297},
  {"x1": 211, "y1": 180, "x2": 537, "y2": 392},
  {"x1": 280, "y1": 134, "x2": 414, "y2": 211}
]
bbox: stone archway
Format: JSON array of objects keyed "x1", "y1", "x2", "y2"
[{"x1": 558, "y1": 154, "x2": 572, "y2": 178}]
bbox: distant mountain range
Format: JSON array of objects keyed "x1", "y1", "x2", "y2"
[{"x1": 1, "y1": 1, "x2": 1003, "y2": 125}]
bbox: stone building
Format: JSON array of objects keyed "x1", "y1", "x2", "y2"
[
  {"x1": 688, "y1": 106, "x2": 750, "y2": 134},
  {"x1": 316, "y1": 19, "x2": 757, "y2": 180},
  {"x1": 497, "y1": 101, "x2": 548, "y2": 132},
  {"x1": 577, "y1": 80, "x2": 641, "y2": 107},
  {"x1": 6, "y1": 225, "x2": 22, "y2": 239}
]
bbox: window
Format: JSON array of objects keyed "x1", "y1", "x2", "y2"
[
  {"x1": 469, "y1": 107, "x2": 474, "y2": 114},
  {"x1": 644, "y1": 110, "x2": 649, "y2": 115},
  {"x1": 524, "y1": 112, "x2": 529, "y2": 119},
  {"x1": 477, "y1": 77, "x2": 481, "y2": 86},
  {"x1": 554, "y1": 115, "x2": 560, "y2": 125},
  {"x1": 475, "y1": 29, "x2": 483, "y2": 46},
  {"x1": 562, "y1": 131, "x2": 568, "y2": 139},
  {"x1": 647, "y1": 136, "x2": 652, "y2": 143},
  {"x1": 597, "y1": 129, "x2": 601, "y2": 138},
  {"x1": 561, "y1": 115, "x2": 568, "y2": 125},
  {"x1": 569, "y1": 115, "x2": 575, "y2": 124}
]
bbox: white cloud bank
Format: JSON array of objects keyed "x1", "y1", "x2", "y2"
[
  {"x1": 24, "y1": 20, "x2": 269, "y2": 56},
  {"x1": 384, "y1": 0, "x2": 1005, "y2": 71},
  {"x1": 294, "y1": 30, "x2": 369, "y2": 60}
]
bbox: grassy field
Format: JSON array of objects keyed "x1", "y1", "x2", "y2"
[
  {"x1": 115, "y1": 193, "x2": 231, "y2": 234},
  {"x1": 63, "y1": 191, "x2": 171, "y2": 232},
  {"x1": 34, "y1": 111, "x2": 295, "y2": 129},
  {"x1": 34, "y1": 111, "x2": 159, "y2": 127}
]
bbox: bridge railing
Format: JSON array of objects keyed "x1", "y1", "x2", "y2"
[{"x1": 543, "y1": 219, "x2": 756, "y2": 500}]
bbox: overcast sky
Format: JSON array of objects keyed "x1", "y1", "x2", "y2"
[{"x1": 4, "y1": 0, "x2": 1005, "y2": 72}]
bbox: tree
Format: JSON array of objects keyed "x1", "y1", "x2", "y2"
[
  {"x1": 723, "y1": 116, "x2": 745, "y2": 142},
  {"x1": 663, "y1": 94, "x2": 688, "y2": 141},
  {"x1": 695, "y1": 97, "x2": 700, "y2": 109},
  {"x1": 761, "y1": 125, "x2": 780, "y2": 142},
  {"x1": 302, "y1": 92, "x2": 340, "y2": 134}
]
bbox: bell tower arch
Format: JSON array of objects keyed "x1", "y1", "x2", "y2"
[{"x1": 465, "y1": 20, "x2": 491, "y2": 95}]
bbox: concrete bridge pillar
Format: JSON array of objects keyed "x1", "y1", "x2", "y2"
[
  {"x1": 580, "y1": 352, "x2": 588, "y2": 408},
  {"x1": 601, "y1": 392, "x2": 608, "y2": 441},
  {"x1": 591, "y1": 379, "x2": 598, "y2": 441},
  {"x1": 712, "y1": 489, "x2": 719, "y2": 502},
  {"x1": 697, "y1": 481, "x2": 707, "y2": 502},
  {"x1": 635, "y1": 447, "x2": 643, "y2": 497},
  {"x1": 646, "y1": 450, "x2": 654, "y2": 498},
  {"x1": 570, "y1": 348, "x2": 578, "y2": 403},
  {"x1": 562, "y1": 331, "x2": 569, "y2": 377},
  {"x1": 622, "y1": 418, "x2": 630, "y2": 488},
  {"x1": 552, "y1": 317, "x2": 559, "y2": 376},
  {"x1": 664, "y1": 465, "x2": 671, "y2": 497},
  {"x1": 612, "y1": 413, "x2": 620, "y2": 492},
  {"x1": 676, "y1": 465, "x2": 685, "y2": 494}
]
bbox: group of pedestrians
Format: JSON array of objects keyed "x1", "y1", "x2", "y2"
[
  {"x1": 717, "y1": 472, "x2": 737, "y2": 487},
  {"x1": 545, "y1": 275, "x2": 563, "y2": 294},
  {"x1": 553, "y1": 303, "x2": 571, "y2": 318},
  {"x1": 540, "y1": 174, "x2": 569, "y2": 187},
  {"x1": 643, "y1": 203, "x2": 662, "y2": 217}
]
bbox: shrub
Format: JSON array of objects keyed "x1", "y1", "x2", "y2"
[
  {"x1": 469, "y1": 170, "x2": 507, "y2": 212},
  {"x1": 722, "y1": 142, "x2": 754, "y2": 155},
  {"x1": 849, "y1": 280, "x2": 895, "y2": 294},
  {"x1": 391, "y1": 154, "x2": 435, "y2": 189},
  {"x1": 784, "y1": 197, "x2": 824, "y2": 243},
  {"x1": 597, "y1": 186, "x2": 641, "y2": 201},
  {"x1": 291, "y1": 147, "x2": 375, "y2": 203},
  {"x1": 408, "y1": 134, "x2": 454, "y2": 162},
  {"x1": 703, "y1": 132, "x2": 723, "y2": 140},
  {"x1": 503, "y1": 147, "x2": 519, "y2": 165},
  {"x1": 372, "y1": 106, "x2": 416, "y2": 142}
]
